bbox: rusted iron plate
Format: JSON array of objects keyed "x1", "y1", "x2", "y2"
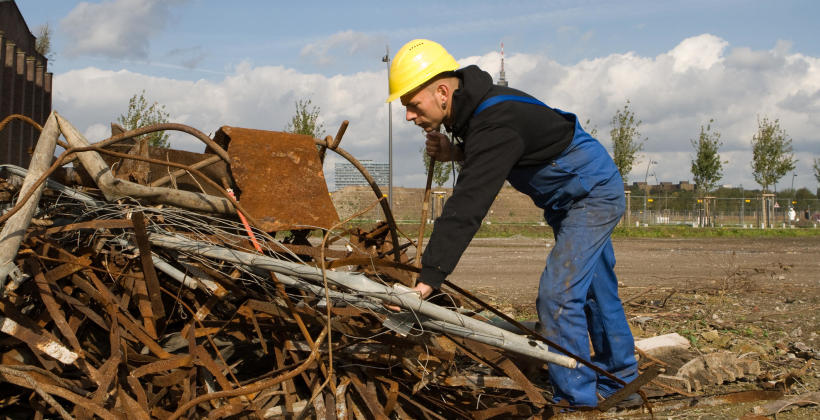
[{"x1": 218, "y1": 126, "x2": 339, "y2": 231}]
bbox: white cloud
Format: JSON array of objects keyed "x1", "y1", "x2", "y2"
[
  {"x1": 61, "y1": 0, "x2": 187, "y2": 59},
  {"x1": 51, "y1": 34, "x2": 820, "y2": 191},
  {"x1": 667, "y1": 34, "x2": 728, "y2": 73},
  {"x1": 300, "y1": 30, "x2": 386, "y2": 66}
]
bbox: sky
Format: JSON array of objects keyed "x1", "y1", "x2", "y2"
[{"x1": 16, "y1": 0, "x2": 820, "y2": 191}]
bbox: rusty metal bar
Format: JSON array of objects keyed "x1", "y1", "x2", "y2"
[
  {"x1": 130, "y1": 212, "x2": 166, "y2": 333},
  {"x1": 318, "y1": 120, "x2": 348, "y2": 163},
  {"x1": 149, "y1": 154, "x2": 221, "y2": 187}
]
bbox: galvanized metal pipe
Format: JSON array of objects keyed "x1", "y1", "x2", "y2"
[
  {"x1": 273, "y1": 274, "x2": 554, "y2": 354},
  {"x1": 111, "y1": 238, "x2": 218, "y2": 292},
  {"x1": 147, "y1": 232, "x2": 576, "y2": 367},
  {"x1": 0, "y1": 164, "x2": 98, "y2": 206},
  {"x1": 0, "y1": 113, "x2": 59, "y2": 288}
]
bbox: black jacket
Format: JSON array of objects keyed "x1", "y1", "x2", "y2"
[{"x1": 419, "y1": 65, "x2": 575, "y2": 289}]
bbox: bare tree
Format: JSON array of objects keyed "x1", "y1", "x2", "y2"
[
  {"x1": 584, "y1": 118, "x2": 599, "y2": 138},
  {"x1": 609, "y1": 100, "x2": 646, "y2": 183},
  {"x1": 35, "y1": 23, "x2": 54, "y2": 61},
  {"x1": 751, "y1": 116, "x2": 796, "y2": 192}
]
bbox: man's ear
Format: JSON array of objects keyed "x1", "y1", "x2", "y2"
[{"x1": 434, "y1": 82, "x2": 451, "y2": 105}]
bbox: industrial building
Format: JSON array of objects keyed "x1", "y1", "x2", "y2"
[
  {"x1": 334, "y1": 160, "x2": 389, "y2": 190},
  {"x1": 0, "y1": 0, "x2": 53, "y2": 168}
]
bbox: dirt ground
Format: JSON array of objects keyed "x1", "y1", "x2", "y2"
[{"x1": 447, "y1": 235, "x2": 820, "y2": 418}]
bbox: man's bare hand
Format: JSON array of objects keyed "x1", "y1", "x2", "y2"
[
  {"x1": 385, "y1": 281, "x2": 434, "y2": 311},
  {"x1": 425, "y1": 132, "x2": 462, "y2": 162}
]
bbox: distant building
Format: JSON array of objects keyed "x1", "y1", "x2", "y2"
[
  {"x1": 678, "y1": 180, "x2": 694, "y2": 191},
  {"x1": 1, "y1": 0, "x2": 53, "y2": 167},
  {"x1": 632, "y1": 180, "x2": 694, "y2": 192},
  {"x1": 335, "y1": 160, "x2": 389, "y2": 190}
]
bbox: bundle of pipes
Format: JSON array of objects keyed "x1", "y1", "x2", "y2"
[{"x1": 0, "y1": 111, "x2": 588, "y2": 419}]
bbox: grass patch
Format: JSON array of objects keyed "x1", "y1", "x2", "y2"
[{"x1": 612, "y1": 225, "x2": 820, "y2": 238}]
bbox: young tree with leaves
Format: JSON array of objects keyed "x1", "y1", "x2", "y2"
[
  {"x1": 285, "y1": 98, "x2": 325, "y2": 139},
  {"x1": 420, "y1": 133, "x2": 459, "y2": 187},
  {"x1": 690, "y1": 119, "x2": 725, "y2": 194},
  {"x1": 117, "y1": 90, "x2": 171, "y2": 148},
  {"x1": 751, "y1": 117, "x2": 796, "y2": 192},
  {"x1": 814, "y1": 157, "x2": 820, "y2": 184},
  {"x1": 609, "y1": 100, "x2": 645, "y2": 183}
]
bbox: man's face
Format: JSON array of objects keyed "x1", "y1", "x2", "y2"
[{"x1": 401, "y1": 85, "x2": 445, "y2": 133}]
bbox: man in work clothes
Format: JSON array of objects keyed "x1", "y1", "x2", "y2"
[{"x1": 386, "y1": 39, "x2": 638, "y2": 407}]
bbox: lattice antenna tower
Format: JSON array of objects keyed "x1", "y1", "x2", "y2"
[{"x1": 497, "y1": 41, "x2": 508, "y2": 87}]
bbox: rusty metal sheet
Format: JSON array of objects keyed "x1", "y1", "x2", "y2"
[{"x1": 218, "y1": 126, "x2": 339, "y2": 231}]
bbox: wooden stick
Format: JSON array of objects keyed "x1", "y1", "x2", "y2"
[{"x1": 413, "y1": 162, "x2": 436, "y2": 284}]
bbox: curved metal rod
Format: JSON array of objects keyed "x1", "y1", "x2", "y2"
[
  {"x1": 0, "y1": 144, "x2": 256, "y2": 230},
  {"x1": 70, "y1": 122, "x2": 231, "y2": 165},
  {"x1": 0, "y1": 114, "x2": 69, "y2": 149},
  {"x1": 0, "y1": 114, "x2": 42, "y2": 132},
  {"x1": 316, "y1": 139, "x2": 402, "y2": 262}
]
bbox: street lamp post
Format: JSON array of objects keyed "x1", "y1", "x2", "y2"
[
  {"x1": 643, "y1": 160, "x2": 658, "y2": 225},
  {"x1": 740, "y1": 184, "x2": 744, "y2": 227},
  {"x1": 790, "y1": 173, "x2": 797, "y2": 224},
  {"x1": 382, "y1": 46, "x2": 393, "y2": 210}
]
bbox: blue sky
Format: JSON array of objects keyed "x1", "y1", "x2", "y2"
[{"x1": 15, "y1": 0, "x2": 820, "y2": 190}]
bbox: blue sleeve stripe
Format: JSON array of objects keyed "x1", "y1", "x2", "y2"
[{"x1": 473, "y1": 95, "x2": 549, "y2": 116}]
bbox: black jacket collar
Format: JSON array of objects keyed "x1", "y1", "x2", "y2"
[{"x1": 448, "y1": 65, "x2": 494, "y2": 138}]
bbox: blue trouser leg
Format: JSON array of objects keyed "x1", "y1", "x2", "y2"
[
  {"x1": 586, "y1": 239, "x2": 639, "y2": 397},
  {"x1": 538, "y1": 184, "x2": 634, "y2": 406},
  {"x1": 508, "y1": 116, "x2": 637, "y2": 406}
]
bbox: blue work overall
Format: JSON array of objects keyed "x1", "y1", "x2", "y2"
[{"x1": 480, "y1": 96, "x2": 638, "y2": 406}]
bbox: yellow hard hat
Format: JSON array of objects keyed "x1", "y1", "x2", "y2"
[{"x1": 386, "y1": 39, "x2": 459, "y2": 103}]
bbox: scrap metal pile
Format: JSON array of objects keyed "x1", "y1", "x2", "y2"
[{"x1": 0, "y1": 112, "x2": 602, "y2": 419}]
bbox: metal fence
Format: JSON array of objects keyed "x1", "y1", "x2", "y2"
[
  {"x1": 332, "y1": 186, "x2": 820, "y2": 229},
  {"x1": 624, "y1": 195, "x2": 820, "y2": 228}
]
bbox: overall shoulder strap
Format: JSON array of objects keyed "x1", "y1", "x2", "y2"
[{"x1": 473, "y1": 95, "x2": 549, "y2": 116}]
